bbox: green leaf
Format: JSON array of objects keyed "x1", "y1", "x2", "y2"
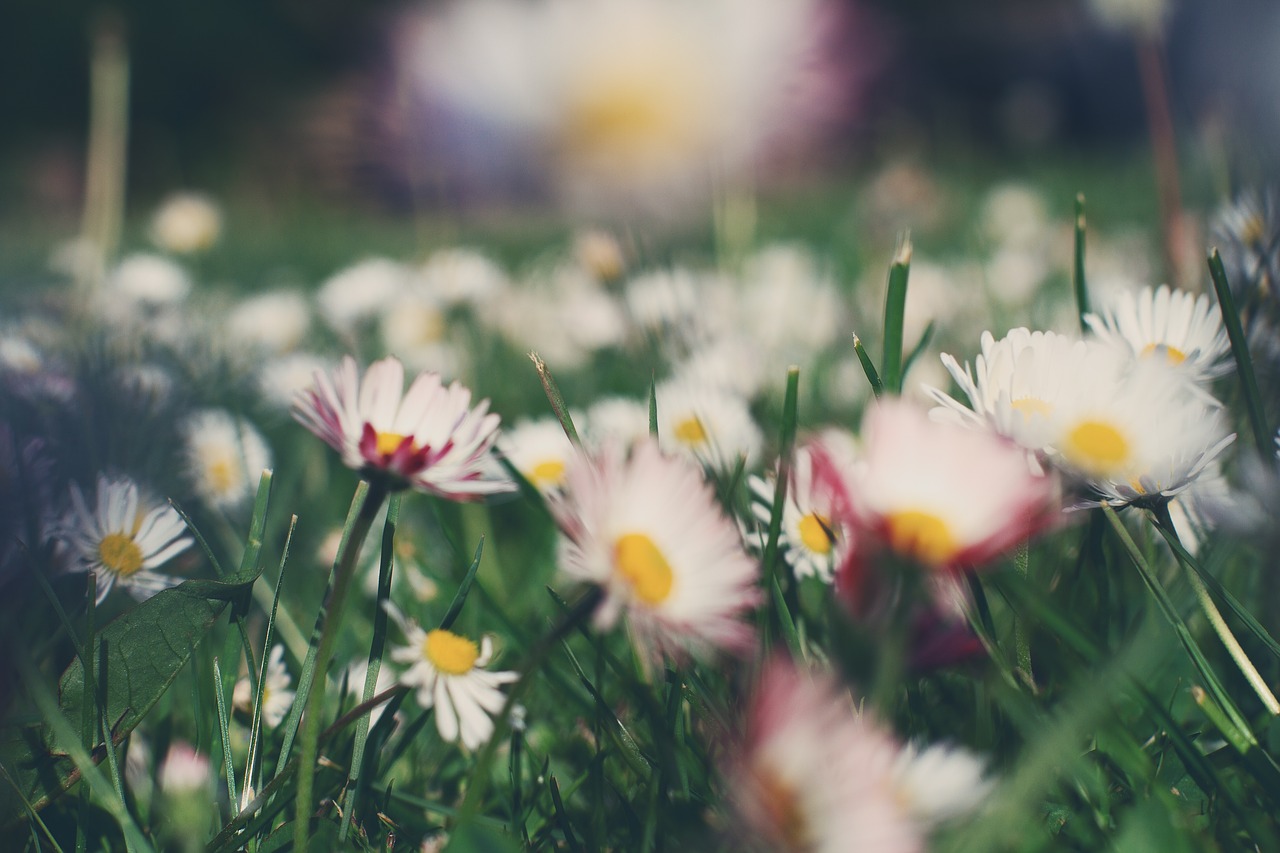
[
  {"x1": 881, "y1": 234, "x2": 912, "y2": 394},
  {"x1": 0, "y1": 570, "x2": 261, "y2": 821}
]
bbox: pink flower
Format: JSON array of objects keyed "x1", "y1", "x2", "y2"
[
  {"x1": 292, "y1": 355, "x2": 512, "y2": 500},
  {"x1": 548, "y1": 439, "x2": 761, "y2": 664}
]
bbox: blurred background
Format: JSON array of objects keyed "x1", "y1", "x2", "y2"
[{"x1": 2, "y1": 0, "x2": 1279, "y2": 279}]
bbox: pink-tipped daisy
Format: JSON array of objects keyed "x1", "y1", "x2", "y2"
[
  {"x1": 386, "y1": 604, "x2": 518, "y2": 751},
  {"x1": 61, "y1": 474, "x2": 193, "y2": 604},
  {"x1": 817, "y1": 400, "x2": 1058, "y2": 576},
  {"x1": 291, "y1": 355, "x2": 513, "y2": 499},
  {"x1": 730, "y1": 660, "x2": 922, "y2": 853},
  {"x1": 549, "y1": 438, "x2": 762, "y2": 664}
]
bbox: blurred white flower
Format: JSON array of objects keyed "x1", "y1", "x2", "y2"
[
  {"x1": 158, "y1": 742, "x2": 210, "y2": 795},
  {"x1": 379, "y1": 288, "x2": 461, "y2": 377},
  {"x1": 980, "y1": 182, "x2": 1050, "y2": 249},
  {"x1": 891, "y1": 741, "x2": 994, "y2": 829},
  {"x1": 150, "y1": 192, "x2": 222, "y2": 255},
  {"x1": 259, "y1": 353, "x2": 333, "y2": 411},
  {"x1": 317, "y1": 258, "x2": 415, "y2": 334},
  {"x1": 416, "y1": 0, "x2": 819, "y2": 213},
  {"x1": 655, "y1": 379, "x2": 762, "y2": 471},
  {"x1": 573, "y1": 229, "x2": 626, "y2": 281},
  {"x1": 500, "y1": 416, "x2": 577, "y2": 494},
  {"x1": 227, "y1": 290, "x2": 311, "y2": 355},
  {"x1": 181, "y1": 410, "x2": 273, "y2": 511},
  {"x1": 234, "y1": 645, "x2": 295, "y2": 729},
  {"x1": 420, "y1": 248, "x2": 510, "y2": 308},
  {"x1": 581, "y1": 396, "x2": 650, "y2": 451},
  {"x1": 107, "y1": 253, "x2": 192, "y2": 307}
]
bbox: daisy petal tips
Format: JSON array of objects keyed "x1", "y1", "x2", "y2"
[{"x1": 291, "y1": 355, "x2": 514, "y2": 499}]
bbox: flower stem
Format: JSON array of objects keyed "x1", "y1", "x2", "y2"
[{"x1": 293, "y1": 479, "x2": 389, "y2": 851}]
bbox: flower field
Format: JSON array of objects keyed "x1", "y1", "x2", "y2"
[{"x1": 2, "y1": 0, "x2": 1280, "y2": 850}]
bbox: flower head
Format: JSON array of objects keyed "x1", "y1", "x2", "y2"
[
  {"x1": 291, "y1": 355, "x2": 513, "y2": 499},
  {"x1": 150, "y1": 192, "x2": 222, "y2": 255},
  {"x1": 181, "y1": 410, "x2": 273, "y2": 511},
  {"x1": 499, "y1": 416, "x2": 576, "y2": 494},
  {"x1": 1085, "y1": 284, "x2": 1230, "y2": 386},
  {"x1": 61, "y1": 474, "x2": 193, "y2": 604},
  {"x1": 233, "y1": 645, "x2": 295, "y2": 729},
  {"x1": 549, "y1": 438, "x2": 761, "y2": 663},
  {"x1": 748, "y1": 441, "x2": 852, "y2": 584},
  {"x1": 817, "y1": 400, "x2": 1058, "y2": 577},
  {"x1": 388, "y1": 605, "x2": 518, "y2": 750},
  {"x1": 654, "y1": 379, "x2": 762, "y2": 472}
]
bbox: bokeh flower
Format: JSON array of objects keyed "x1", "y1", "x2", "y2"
[
  {"x1": 150, "y1": 192, "x2": 222, "y2": 255},
  {"x1": 181, "y1": 409, "x2": 273, "y2": 511},
  {"x1": 234, "y1": 645, "x2": 296, "y2": 729}
]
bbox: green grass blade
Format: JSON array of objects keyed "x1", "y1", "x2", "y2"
[
  {"x1": 530, "y1": 352, "x2": 581, "y2": 446},
  {"x1": 649, "y1": 372, "x2": 659, "y2": 438},
  {"x1": 881, "y1": 234, "x2": 912, "y2": 394},
  {"x1": 339, "y1": 492, "x2": 401, "y2": 841},
  {"x1": 439, "y1": 536, "x2": 484, "y2": 631},
  {"x1": 547, "y1": 775, "x2": 583, "y2": 853},
  {"x1": 95, "y1": 640, "x2": 125, "y2": 806},
  {"x1": 1074, "y1": 192, "x2": 1090, "y2": 332},
  {"x1": 212, "y1": 657, "x2": 239, "y2": 815},
  {"x1": 852, "y1": 335, "x2": 884, "y2": 398},
  {"x1": 901, "y1": 319, "x2": 936, "y2": 383},
  {"x1": 1102, "y1": 506, "x2": 1257, "y2": 745},
  {"x1": 1208, "y1": 249, "x2": 1271, "y2": 456},
  {"x1": 760, "y1": 367, "x2": 801, "y2": 651},
  {"x1": 0, "y1": 761, "x2": 64, "y2": 853}
]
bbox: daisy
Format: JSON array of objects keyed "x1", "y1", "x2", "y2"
[
  {"x1": 158, "y1": 742, "x2": 211, "y2": 795},
  {"x1": 548, "y1": 438, "x2": 762, "y2": 663},
  {"x1": 1041, "y1": 358, "x2": 1234, "y2": 507},
  {"x1": 107, "y1": 253, "x2": 192, "y2": 308},
  {"x1": 181, "y1": 410, "x2": 273, "y2": 511},
  {"x1": 730, "y1": 660, "x2": 923, "y2": 853},
  {"x1": 61, "y1": 474, "x2": 193, "y2": 604},
  {"x1": 258, "y1": 352, "x2": 333, "y2": 411},
  {"x1": 420, "y1": 247, "x2": 510, "y2": 308},
  {"x1": 227, "y1": 290, "x2": 311, "y2": 355},
  {"x1": 291, "y1": 355, "x2": 513, "y2": 500},
  {"x1": 149, "y1": 192, "x2": 222, "y2": 255},
  {"x1": 1085, "y1": 284, "x2": 1231, "y2": 385},
  {"x1": 748, "y1": 442, "x2": 851, "y2": 584},
  {"x1": 378, "y1": 288, "x2": 461, "y2": 378},
  {"x1": 930, "y1": 328, "x2": 1122, "y2": 454},
  {"x1": 386, "y1": 605, "x2": 518, "y2": 750},
  {"x1": 499, "y1": 416, "x2": 577, "y2": 494},
  {"x1": 316, "y1": 258, "x2": 415, "y2": 334},
  {"x1": 816, "y1": 400, "x2": 1058, "y2": 575},
  {"x1": 891, "y1": 740, "x2": 994, "y2": 829},
  {"x1": 580, "y1": 396, "x2": 650, "y2": 451},
  {"x1": 1211, "y1": 188, "x2": 1280, "y2": 307},
  {"x1": 654, "y1": 379, "x2": 762, "y2": 472},
  {"x1": 233, "y1": 645, "x2": 295, "y2": 729}
]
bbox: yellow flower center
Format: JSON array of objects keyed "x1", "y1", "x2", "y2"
[
  {"x1": 375, "y1": 431, "x2": 415, "y2": 457},
  {"x1": 1140, "y1": 342, "x2": 1187, "y2": 366},
  {"x1": 884, "y1": 510, "x2": 958, "y2": 567},
  {"x1": 529, "y1": 459, "x2": 567, "y2": 488},
  {"x1": 422, "y1": 629, "x2": 480, "y2": 676},
  {"x1": 754, "y1": 767, "x2": 812, "y2": 852},
  {"x1": 205, "y1": 454, "x2": 238, "y2": 495},
  {"x1": 797, "y1": 513, "x2": 834, "y2": 555},
  {"x1": 613, "y1": 532, "x2": 675, "y2": 605},
  {"x1": 1064, "y1": 419, "x2": 1131, "y2": 476},
  {"x1": 673, "y1": 416, "x2": 708, "y2": 446},
  {"x1": 1011, "y1": 397, "x2": 1052, "y2": 418},
  {"x1": 98, "y1": 532, "x2": 144, "y2": 577}
]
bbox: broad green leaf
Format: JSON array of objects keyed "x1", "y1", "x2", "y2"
[{"x1": 0, "y1": 570, "x2": 260, "y2": 820}]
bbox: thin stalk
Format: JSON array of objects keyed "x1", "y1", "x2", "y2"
[
  {"x1": 1150, "y1": 506, "x2": 1280, "y2": 715},
  {"x1": 1013, "y1": 541, "x2": 1036, "y2": 692},
  {"x1": 1135, "y1": 35, "x2": 1186, "y2": 285},
  {"x1": 1208, "y1": 249, "x2": 1271, "y2": 457},
  {"x1": 530, "y1": 352, "x2": 581, "y2": 446},
  {"x1": 1073, "y1": 192, "x2": 1090, "y2": 331},
  {"x1": 293, "y1": 478, "x2": 389, "y2": 852},
  {"x1": 79, "y1": 17, "x2": 129, "y2": 292},
  {"x1": 339, "y1": 493, "x2": 401, "y2": 841},
  {"x1": 759, "y1": 367, "x2": 801, "y2": 651}
]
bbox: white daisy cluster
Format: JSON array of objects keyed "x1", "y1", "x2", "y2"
[{"x1": 930, "y1": 283, "x2": 1235, "y2": 509}]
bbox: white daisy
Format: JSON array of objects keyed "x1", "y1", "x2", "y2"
[
  {"x1": 738, "y1": 244, "x2": 845, "y2": 370},
  {"x1": 548, "y1": 438, "x2": 762, "y2": 663},
  {"x1": 1085, "y1": 284, "x2": 1231, "y2": 386},
  {"x1": 748, "y1": 443, "x2": 850, "y2": 584},
  {"x1": 292, "y1": 355, "x2": 513, "y2": 500},
  {"x1": 891, "y1": 741, "x2": 993, "y2": 829},
  {"x1": 654, "y1": 379, "x2": 762, "y2": 472},
  {"x1": 181, "y1": 410, "x2": 273, "y2": 511},
  {"x1": 149, "y1": 192, "x2": 222, "y2": 255},
  {"x1": 61, "y1": 474, "x2": 193, "y2": 603},
  {"x1": 227, "y1": 290, "x2": 311, "y2": 355},
  {"x1": 1044, "y1": 359, "x2": 1235, "y2": 507},
  {"x1": 414, "y1": 0, "x2": 818, "y2": 212},
  {"x1": 258, "y1": 353, "x2": 333, "y2": 411},
  {"x1": 158, "y1": 742, "x2": 211, "y2": 795},
  {"x1": 316, "y1": 258, "x2": 415, "y2": 334},
  {"x1": 378, "y1": 288, "x2": 461, "y2": 377},
  {"x1": 499, "y1": 416, "x2": 576, "y2": 494},
  {"x1": 580, "y1": 396, "x2": 650, "y2": 451},
  {"x1": 107, "y1": 253, "x2": 192, "y2": 307},
  {"x1": 233, "y1": 645, "x2": 295, "y2": 729},
  {"x1": 387, "y1": 605, "x2": 518, "y2": 751},
  {"x1": 672, "y1": 335, "x2": 768, "y2": 400},
  {"x1": 420, "y1": 247, "x2": 510, "y2": 308},
  {"x1": 573, "y1": 229, "x2": 626, "y2": 282}
]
